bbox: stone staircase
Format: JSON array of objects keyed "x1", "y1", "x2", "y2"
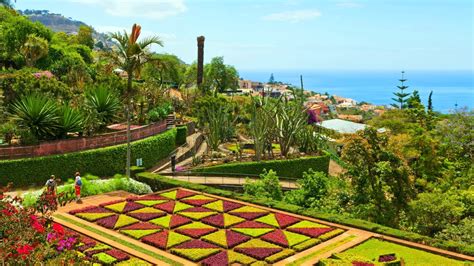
[{"x1": 166, "y1": 113, "x2": 175, "y2": 128}]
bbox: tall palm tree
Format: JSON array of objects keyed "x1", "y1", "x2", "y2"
[{"x1": 109, "y1": 24, "x2": 163, "y2": 178}]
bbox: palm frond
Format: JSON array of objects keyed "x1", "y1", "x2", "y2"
[{"x1": 138, "y1": 36, "x2": 163, "y2": 49}]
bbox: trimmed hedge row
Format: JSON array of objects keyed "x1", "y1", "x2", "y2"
[
  {"x1": 0, "y1": 129, "x2": 177, "y2": 187},
  {"x1": 176, "y1": 126, "x2": 187, "y2": 146},
  {"x1": 134, "y1": 172, "x2": 474, "y2": 257},
  {"x1": 191, "y1": 154, "x2": 330, "y2": 178}
]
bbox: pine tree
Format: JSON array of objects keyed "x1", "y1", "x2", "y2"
[
  {"x1": 407, "y1": 90, "x2": 421, "y2": 109},
  {"x1": 268, "y1": 73, "x2": 275, "y2": 84},
  {"x1": 391, "y1": 71, "x2": 411, "y2": 109},
  {"x1": 427, "y1": 90, "x2": 433, "y2": 111}
]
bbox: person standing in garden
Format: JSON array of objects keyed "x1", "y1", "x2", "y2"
[
  {"x1": 74, "y1": 172, "x2": 82, "y2": 203},
  {"x1": 45, "y1": 175, "x2": 57, "y2": 197}
]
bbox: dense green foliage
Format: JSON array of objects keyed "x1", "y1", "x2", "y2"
[
  {"x1": 243, "y1": 169, "x2": 283, "y2": 200},
  {"x1": 192, "y1": 154, "x2": 330, "y2": 178},
  {"x1": 134, "y1": 172, "x2": 474, "y2": 256},
  {"x1": 175, "y1": 126, "x2": 187, "y2": 146},
  {"x1": 0, "y1": 128, "x2": 176, "y2": 187}
]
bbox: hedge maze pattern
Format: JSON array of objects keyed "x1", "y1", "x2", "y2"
[{"x1": 70, "y1": 189, "x2": 344, "y2": 265}]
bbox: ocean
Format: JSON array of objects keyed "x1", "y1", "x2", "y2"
[{"x1": 239, "y1": 70, "x2": 474, "y2": 113}]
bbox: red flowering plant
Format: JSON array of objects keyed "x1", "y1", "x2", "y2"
[{"x1": 0, "y1": 183, "x2": 81, "y2": 264}]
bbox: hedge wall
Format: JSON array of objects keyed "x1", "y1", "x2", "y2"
[
  {"x1": 176, "y1": 126, "x2": 187, "y2": 146},
  {"x1": 0, "y1": 129, "x2": 177, "y2": 187},
  {"x1": 134, "y1": 172, "x2": 474, "y2": 257},
  {"x1": 191, "y1": 154, "x2": 330, "y2": 178}
]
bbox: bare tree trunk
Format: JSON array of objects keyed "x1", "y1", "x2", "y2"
[
  {"x1": 197, "y1": 36, "x2": 205, "y2": 91},
  {"x1": 126, "y1": 74, "x2": 133, "y2": 178}
]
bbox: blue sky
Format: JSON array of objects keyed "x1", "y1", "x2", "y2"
[{"x1": 15, "y1": 0, "x2": 473, "y2": 71}]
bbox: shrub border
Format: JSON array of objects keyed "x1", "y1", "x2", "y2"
[
  {"x1": 134, "y1": 172, "x2": 474, "y2": 257},
  {"x1": 190, "y1": 153, "x2": 330, "y2": 178},
  {"x1": 0, "y1": 128, "x2": 177, "y2": 187}
]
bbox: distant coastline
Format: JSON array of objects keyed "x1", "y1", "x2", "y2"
[{"x1": 240, "y1": 70, "x2": 474, "y2": 113}]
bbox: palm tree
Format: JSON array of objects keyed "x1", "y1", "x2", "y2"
[{"x1": 109, "y1": 24, "x2": 163, "y2": 178}]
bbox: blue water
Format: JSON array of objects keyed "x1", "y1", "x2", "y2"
[{"x1": 239, "y1": 70, "x2": 474, "y2": 113}]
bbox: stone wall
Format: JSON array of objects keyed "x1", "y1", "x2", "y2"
[{"x1": 0, "y1": 121, "x2": 167, "y2": 160}]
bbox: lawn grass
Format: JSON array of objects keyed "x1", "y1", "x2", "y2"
[
  {"x1": 54, "y1": 214, "x2": 183, "y2": 266},
  {"x1": 288, "y1": 234, "x2": 357, "y2": 266},
  {"x1": 341, "y1": 238, "x2": 469, "y2": 265}
]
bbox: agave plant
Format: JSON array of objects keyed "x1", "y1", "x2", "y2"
[
  {"x1": 85, "y1": 86, "x2": 121, "y2": 128},
  {"x1": 11, "y1": 94, "x2": 59, "y2": 140},
  {"x1": 56, "y1": 105, "x2": 84, "y2": 138}
]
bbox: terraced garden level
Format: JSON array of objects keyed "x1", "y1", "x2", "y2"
[{"x1": 69, "y1": 188, "x2": 345, "y2": 264}]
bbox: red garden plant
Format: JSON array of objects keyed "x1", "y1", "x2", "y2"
[{"x1": 0, "y1": 183, "x2": 81, "y2": 264}]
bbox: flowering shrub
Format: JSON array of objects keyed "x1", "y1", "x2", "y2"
[{"x1": 0, "y1": 184, "x2": 80, "y2": 264}]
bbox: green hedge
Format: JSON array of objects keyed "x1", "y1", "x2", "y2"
[
  {"x1": 0, "y1": 129, "x2": 177, "y2": 187},
  {"x1": 191, "y1": 154, "x2": 330, "y2": 178},
  {"x1": 134, "y1": 172, "x2": 474, "y2": 257},
  {"x1": 176, "y1": 126, "x2": 187, "y2": 146}
]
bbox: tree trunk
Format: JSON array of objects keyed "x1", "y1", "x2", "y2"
[
  {"x1": 197, "y1": 36, "x2": 205, "y2": 91},
  {"x1": 126, "y1": 74, "x2": 133, "y2": 178}
]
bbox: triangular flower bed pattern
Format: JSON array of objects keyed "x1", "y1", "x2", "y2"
[
  {"x1": 201, "y1": 230, "x2": 250, "y2": 248},
  {"x1": 149, "y1": 214, "x2": 192, "y2": 229},
  {"x1": 229, "y1": 205, "x2": 269, "y2": 220},
  {"x1": 175, "y1": 222, "x2": 218, "y2": 238},
  {"x1": 201, "y1": 213, "x2": 245, "y2": 228},
  {"x1": 102, "y1": 201, "x2": 144, "y2": 213},
  {"x1": 203, "y1": 200, "x2": 243, "y2": 212},
  {"x1": 71, "y1": 188, "x2": 343, "y2": 264},
  {"x1": 127, "y1": 207, "x2": 167, "y2": 221},
  {"x1": 287, "y1": 220, "x2": 334, "y2": 237}
]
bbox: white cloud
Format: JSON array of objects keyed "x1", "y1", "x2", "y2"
[
  {"x1": 336, "y1": 1, "x2": 362, "y2": 8},
  {"x1": 68, "y1": 0, "x2": 186, "y2": 20},
  {"x1": 262, "y1": 10, "x2": 321, "y2": 23}
]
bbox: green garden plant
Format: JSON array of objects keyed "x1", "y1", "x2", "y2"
[
  {"x1": 109, "y1": 23, "x2": 163, "y2": 178},
  {"x1": 11, "y1": 93, "x2": 59, "y2": 140}
]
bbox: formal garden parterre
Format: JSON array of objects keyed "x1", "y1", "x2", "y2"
[{"x1": 69, "y1": 188, "x2": 345, "y2": 264}]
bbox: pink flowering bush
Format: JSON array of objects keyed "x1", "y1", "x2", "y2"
[{"x1": 0, "y1": 183, "x2": 81, "y2": 264}]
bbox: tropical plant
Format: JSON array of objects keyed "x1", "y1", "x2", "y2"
[
  {"x1": 296, "y1": 125, "x2": 323, "y2": 154},
  {"x1": 56, "y1": 105, "x2": 83, "y2": 138},
  {"x1": 203, "y1": 103, "x2": 232, "y2": 151},
  {"x1": 109, "y1": 23, "x2": 163, "y2": 178},
  {"x1": 272, "y1": 94, "x2": 308, "y2": 157},
  {"x1": 248, "y1": 96, "x2": 274, "y2": 161},
  {"x1": 84, "y1": 85, "x2": 121, "y2": 129},
  {"x1": 20, "y1": 34, "x2": 49, "y2": 67},
  {"x1": 11, "y1": 94, "x2": 59, "y2": 140}
]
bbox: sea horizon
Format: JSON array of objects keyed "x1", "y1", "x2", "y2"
[{"x1": 239, "y1": 69, "x2": 474, "y2": 113}]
